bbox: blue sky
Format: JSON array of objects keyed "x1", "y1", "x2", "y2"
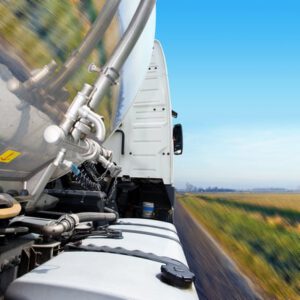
[{"x1": 156, "y1": 1, "x2": 300, "y2": 189}]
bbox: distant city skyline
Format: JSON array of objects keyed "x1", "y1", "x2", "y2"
[{"x1": 156, "y1": 0, "x2": 300, "y2": 189}]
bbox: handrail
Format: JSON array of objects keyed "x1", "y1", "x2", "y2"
[{"x1": 116, "y1": 129, "x2": 125, "y2": 155}]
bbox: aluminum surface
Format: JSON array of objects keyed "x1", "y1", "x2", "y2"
[{"x1": 0, "y1": 1, "x2": 155, "y2": 188}]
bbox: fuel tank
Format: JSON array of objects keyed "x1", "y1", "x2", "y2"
[
  {"x1": 0, "y1": 1, "x2": 155, "y2": 189},
  {"x1": 5, "y1": 218, "x2": 198, "y2": 300}
]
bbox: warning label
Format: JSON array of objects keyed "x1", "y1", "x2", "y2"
[{"x1": 0, "y1": 150, "x2": 21, "y2": 163}]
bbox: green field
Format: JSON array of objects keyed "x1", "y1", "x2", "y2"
[{"x1": 179, "y1": 193, "x2": 300, "y2": 300}]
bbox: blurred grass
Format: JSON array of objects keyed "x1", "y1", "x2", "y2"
[
  {"x1": 200, "y1": 193, "x2": 300, "y2": 212},
  {"x1": 179, "y1": 193, "x2": 300, "y2": 299}
]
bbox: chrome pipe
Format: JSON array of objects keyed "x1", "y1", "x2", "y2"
[
  {"x1": 89, "y1": 0, "x2": 156, "y2": 110},
  {"x1": 41, "y1": 214, "x2": 79, "y2": 237},
  {"x1": 26, "y1": 149, "x2": 67, "y2": 212},
  {"x1": 78, "y1": 106, "x2": 106, "y2": 143},
  {"x1": 47, "y1": 0, "x2": 121, "y2": 92}
]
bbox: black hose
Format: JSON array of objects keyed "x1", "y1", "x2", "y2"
[
  {"x1": 104, "y1": 207, "x2": 119, "y2": 219},
  {"x1": 77, "y1": 212, "x2": 117, "y2": 223},
  {"x1": 41, "y1": 211, "x2": 118, "y2": 237},
  {"x1": 0, "y1": 227, "x2": 29, "y2": 234}
]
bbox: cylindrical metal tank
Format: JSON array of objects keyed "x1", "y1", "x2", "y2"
[{"x1": 0, "y1": 1, "x2": 155, "y2": 190}]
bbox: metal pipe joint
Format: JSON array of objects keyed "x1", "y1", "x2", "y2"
[
  {"x1": 78, "y1": 105, "x2": 106, "y2": 143},
  {"x1": 41, "y1": 214, "x2": 79, "y2": 237}
]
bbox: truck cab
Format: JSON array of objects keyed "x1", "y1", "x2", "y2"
[{"x1": 105, "y1": 40, "x2": 183, "y2": 222}]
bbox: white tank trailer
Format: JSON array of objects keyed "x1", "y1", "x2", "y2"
[{"x1": 0, "y1": 1, "x2": 196, "y2": 299}]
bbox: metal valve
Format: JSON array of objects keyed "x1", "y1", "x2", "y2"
[{"x1": 88, "y1": 63, "x2": 101, "y2": 73}]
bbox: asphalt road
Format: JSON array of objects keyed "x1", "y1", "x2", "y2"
[{"x1": 174, "y1": 201, "x2": 263, "y2": 300}]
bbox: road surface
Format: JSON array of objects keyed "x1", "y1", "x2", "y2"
[{"x1": 174, "y1": 201, "x2": 263, "y2": 300}]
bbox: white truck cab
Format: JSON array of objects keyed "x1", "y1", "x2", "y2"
[{"x1": 105, "y1": 40, "x2": 183, "y2": 222}]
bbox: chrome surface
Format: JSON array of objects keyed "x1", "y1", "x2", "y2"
[
  {"x1": 0, "y1": 0, "x2": 156, "y2": 189},
  {"x1": 89, "y1": 0, "x2": 156, "y2": 110}
]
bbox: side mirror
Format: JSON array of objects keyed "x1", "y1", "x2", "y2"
[{"x1": 173, "y1": 124, "x2": 183, "y2": 155}]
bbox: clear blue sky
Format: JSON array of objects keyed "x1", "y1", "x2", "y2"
[{"x1": 156, "y1": 0, "x2": 300, "y2": 189}]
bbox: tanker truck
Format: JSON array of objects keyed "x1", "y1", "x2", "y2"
[{"x1": 0, "y1": 1, "x2": 196, "y2": 299}]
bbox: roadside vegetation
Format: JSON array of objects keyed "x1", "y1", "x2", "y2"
[{"x1": 179, "y1": 193, "x2": 300, "y2": 300}]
